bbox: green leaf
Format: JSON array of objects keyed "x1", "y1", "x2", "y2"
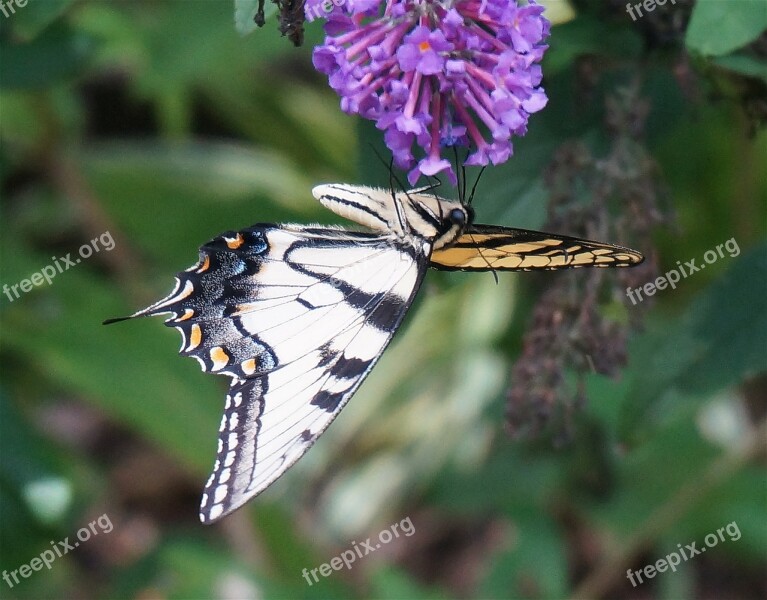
[
  {"x1": 1, "y1": 235, "x2": 224, "y2": 475},
  {"x1": 78, "y1": 141, "x2": 318, "y2": 270},
  {"x1": 0, "y1": 394, "x2": 70, "y2": 514},
  {"x1": 545, "y1": 16, "x2": 642, "y2": 75},
  {"x1": 7, "y1": 0, "x2": 76, "y2": 41},
  {"x1": 370, "y1": 566, "x2": 446, "y2": 600},
  {"x1": 676, "y1": 465, "x2": 767, "y2": 561},
  {"x1": 621, "y1": 242, "x2": 767, "y2": 436},
  {"x1": 479, "y1": 509, "x2": 568, "y2": 599},
  {"x1": 582, "y1": 415, "x2": 767, "y2": 580},
  {"x1": 712, "y1": 53, "x2": 767, "y2": 84},
  {"x1": 590, "y1": 419, "x2": 721, "y2": 536},
  {"x1": 113, "y1": 538, "x2": 261, "y2": 599},
  {"x1": 0, "y1": 392, "x2": 72, "y2": 563},
  {"x1": 686, "y1": 0, "x2": 767, "y2": 56},
  {"x1": 0, "y1": 23, "x2": 97, "y2": 90},
  {"x1": 428, "y1": 444, "x2": 562, "y2": 515}
]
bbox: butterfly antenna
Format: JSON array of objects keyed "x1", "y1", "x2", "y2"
[
  {"x1": 369, "y1": 144, "x2": 410, "y2": 231},
  {"x1": 467, "y1": 165, "x2": 486, "y2": 206},
  {"x1": 388, "y1": 156, "x2": 396, "y2": 202},
  {"x1": 459, "y1": 165, "x2": 495, "y2": 280},
  {"x1": 370, "y1": 144, "x2": 408, "y2": 196},
  {"x1": 419, "y1": 175, "x2": 442, "y2": 196},
  {"x1": 461, "y1": 162, "x2": 468, "y2": 205},
  {"x1": 103, "y1": 315, "x2": 133, "y2": 325},
  {"x1": 451, "y1": 146, "x2": 464, "y2": 204},
  {"x1": 426, "y1": 174, "x2": 445, "y2": 220}
]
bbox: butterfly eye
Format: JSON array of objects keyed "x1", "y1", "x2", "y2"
[{"x1": 448, "y1": 208, "x2": 467, "y2": 226}]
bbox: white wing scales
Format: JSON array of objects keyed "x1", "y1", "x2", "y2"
[
  {"x1": 206, "y1": 319, "x2": 395, "y2": 521},
  {"x1": 130, "y1": 224, "x2": 429, "y2": 523}
]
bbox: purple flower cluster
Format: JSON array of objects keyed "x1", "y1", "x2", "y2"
[{"x1": 309, "y1": 0, "x2": 550, "y2": 184}]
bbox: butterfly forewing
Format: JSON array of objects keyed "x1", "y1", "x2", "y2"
[{"x1": 430, "y1": 225, "x2": 644, "y2": 271}]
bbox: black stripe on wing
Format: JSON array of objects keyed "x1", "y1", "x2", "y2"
[
  {"x1": 200, "y1": 376, "x2": 267, "y2": 523},
  {"x1": 197, "y1": 234, "x2": 429, "y2": 523},
  {"x1": 133, "y1": 225, "x2": 430, "y2": 523},
  {"x1": 429, "y1": 224, "x2": 644, "y2": 271},
  {"x1": 106, "y1": 223, "x2": 430, "y2": 523}
]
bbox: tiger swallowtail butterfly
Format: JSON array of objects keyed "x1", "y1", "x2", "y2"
[{"x1": 105, "y1": 184, "x2": 643, "y2": 523}]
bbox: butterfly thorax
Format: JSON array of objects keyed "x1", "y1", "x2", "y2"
[{"x1": 312, "y1": 184, "x2": 470, "y2": 252}]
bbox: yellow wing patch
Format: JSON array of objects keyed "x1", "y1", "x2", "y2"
[{"x1": 430, "y1": 225, "x2": 643, "y2": 271}]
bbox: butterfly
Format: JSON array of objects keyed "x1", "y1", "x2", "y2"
[{"x1": 106, "y1": 183, "x2": 643, "y2": 523}]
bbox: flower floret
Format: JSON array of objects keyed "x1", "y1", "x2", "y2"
[{"x1": 311, "y1": 0, "x2": 550, "y2": 184}]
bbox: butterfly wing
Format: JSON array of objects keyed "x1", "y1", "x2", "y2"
[
  {"x1": 120, "y1": 225, "x2": 429, "y2": 523},
  {"x1": 430, "y1": 224, "x2": 643, "y2": 271}
]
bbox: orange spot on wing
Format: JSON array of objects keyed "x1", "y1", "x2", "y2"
[
  {"x1": 188, "y1": 324, "x2": 202, "y2": 351},
  {"x1": 176, "y1": 309, "x2": 195, "y2": 321},
  {"x1": 225, "y1": 234, "x2": 244, "y2": 250},
  {"x1": 196, "y1": 255, "x2": 211, "y2": 273},
  {"x1": 210, "y1": 347, "x2": 230, "y2": 371},
  {"x1": 241, "y1": 358, "x2": 257, "y2": 375}
]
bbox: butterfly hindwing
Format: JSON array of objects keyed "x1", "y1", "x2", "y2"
[
  {"x1": 130, "y1": 224, "x2": 430, "y2": 522},
  {"x1": 429, "y1": 224, "x2": 643, "y2": 271}
]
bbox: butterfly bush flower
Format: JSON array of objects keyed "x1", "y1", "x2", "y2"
[{"x1": 309, "y1": 0, "x2": 550, "y2": 184}]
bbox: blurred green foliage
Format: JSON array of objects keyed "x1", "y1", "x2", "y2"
[{"x1": 1, "y1": 1, "x2": 766, "y2": 599}]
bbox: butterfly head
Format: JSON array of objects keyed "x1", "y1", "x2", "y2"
[{"x1": 404, "y1": 191, "x2": 473, "y2": 250}]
